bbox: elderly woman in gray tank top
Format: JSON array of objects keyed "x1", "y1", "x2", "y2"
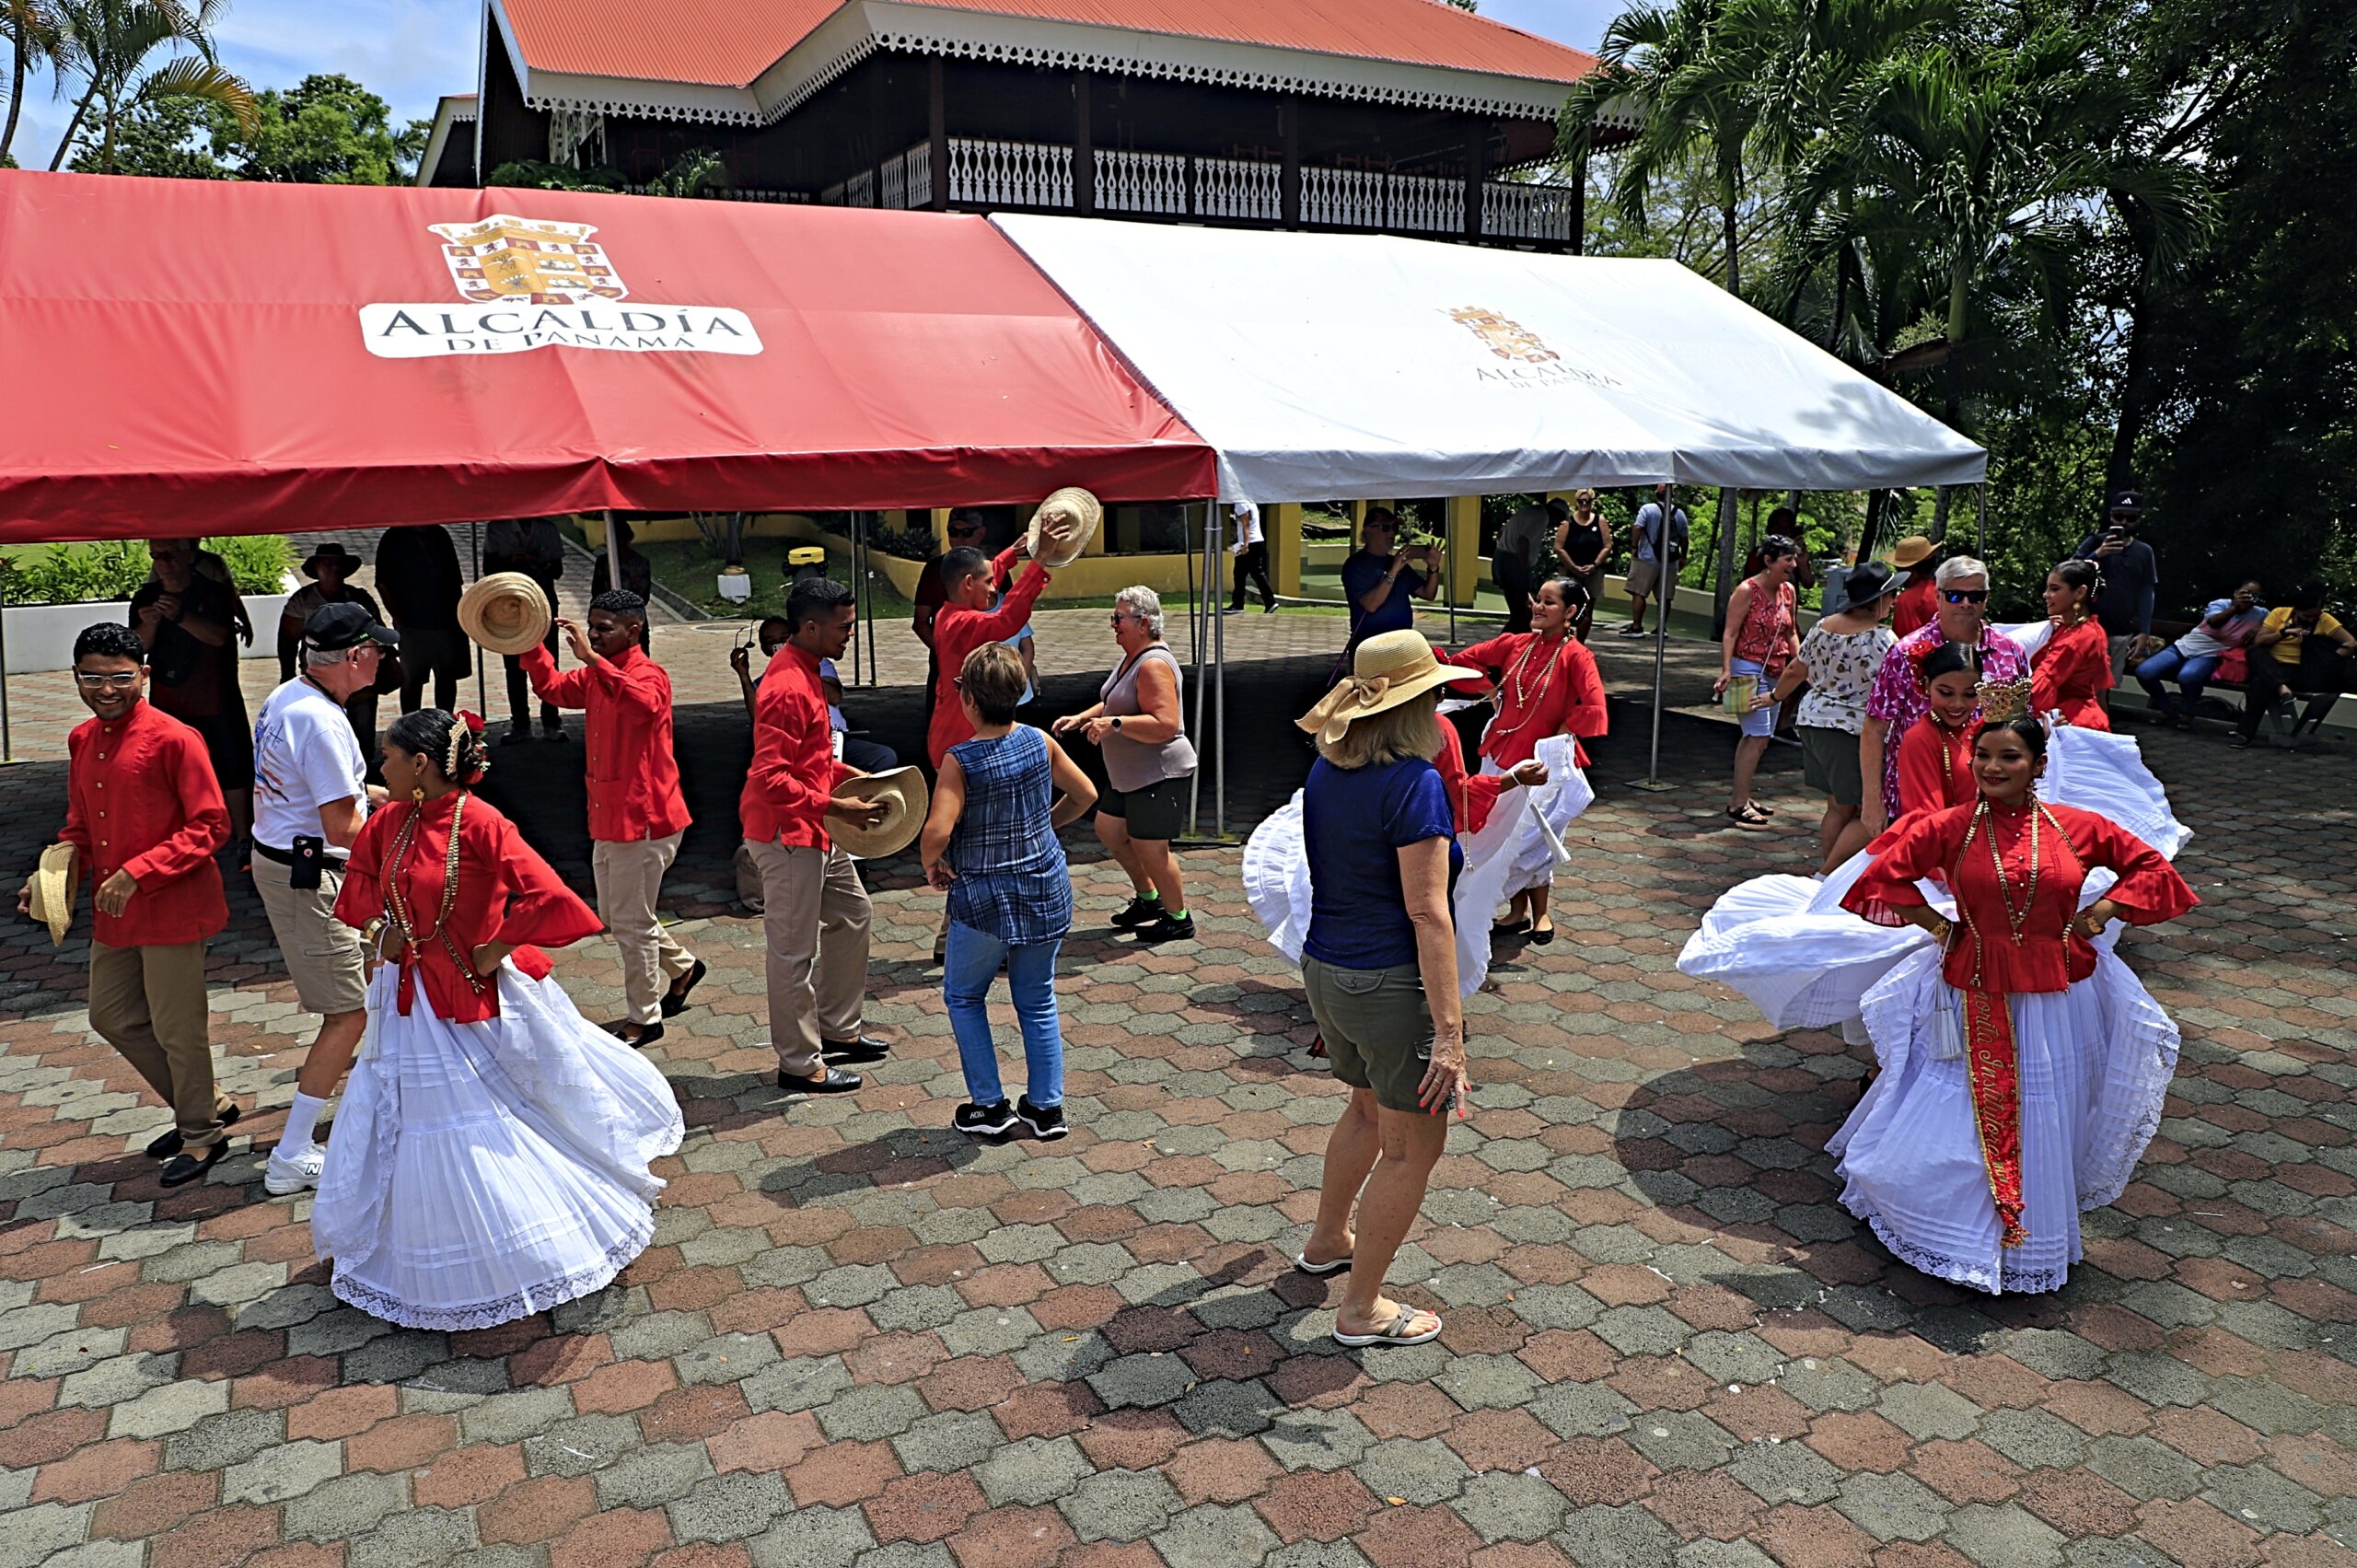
[{"x1": 1051, "y1": 586, "x2": 1199, "y2": 944}]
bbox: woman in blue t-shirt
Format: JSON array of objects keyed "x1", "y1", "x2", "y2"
[{"x1": 1289, "y1": 630, "x2": 1475, "y2": 1349}]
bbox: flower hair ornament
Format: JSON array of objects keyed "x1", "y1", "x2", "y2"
[
  {"x1": 1973, "y1": 677, "x2": 2036, "y2": 724},
  {"x1": 447, "y1": 710, "x2": 489, "y2": 784}
]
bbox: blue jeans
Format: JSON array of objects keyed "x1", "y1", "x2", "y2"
[
  {"x1": 943, "y1": 921, "x2": 1063, "y2": 1109},
  {"x1": 2133, "y1": 646, "x2": 2220, "y2": 714}
]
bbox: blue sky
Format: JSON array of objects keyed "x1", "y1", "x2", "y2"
[{"x1": 10, "y1": 0, "x2": 1621, "y2": 170}]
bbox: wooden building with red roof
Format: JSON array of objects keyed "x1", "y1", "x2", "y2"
[{"x1": 423, "y1": 0, "x2": 1625, "y2": 250}]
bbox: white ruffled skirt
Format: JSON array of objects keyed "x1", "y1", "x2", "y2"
[
  {"x1": 311, "y1": 965, "x2": 686, "y2": 1331},
  {"x1": 1676, "y1": 725, "x2": 2187, "y2": 1037},
  {"x1": 1830, "y1": 945, "x2": 2179, "y2": 1294},
  {"x1": 1242, "y1": 735, "x2": 1593, "y2": 998}
]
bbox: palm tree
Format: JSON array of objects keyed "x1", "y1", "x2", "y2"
[
  {"x1": 46, "y1": 0, "x2": 254, "y2": 173},
  {"x1": 1784, "y1": 26, "x2": 2210, "y2": 536},
  {"x1": 1562, "y1": 0, "x2": 1776, "y2": 632},
  {"x1": 2, "y1": 0, "x2": 64, "y2": 165}
]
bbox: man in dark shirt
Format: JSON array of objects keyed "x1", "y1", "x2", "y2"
[
  {"x1": 2073, "y1": 491, "x2": 2159, "y2": 688},
  {"x1": 1340, "y1": 509, "x2": 1439, "y2": 656},
  {"x1": 913, "y1": 509, "x2": 987, "y2": 731},
  {"x1": 131, "y1": 538, "x2": 251, "y2": 854},
  {"x1": 374, "y1": 524, "x2": 470, "y2": 713},
  {"x1": 484, "y1": 516, "x2": 569, "y2": 740}
]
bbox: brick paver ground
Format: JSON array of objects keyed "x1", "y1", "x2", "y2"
[{"x1": 0, "y1": 598, "x2": 2351, "y2": 1568}]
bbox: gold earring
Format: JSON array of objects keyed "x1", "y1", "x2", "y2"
[{"x1": 411, "y1": 785, "x2": 426, "y2": 803}]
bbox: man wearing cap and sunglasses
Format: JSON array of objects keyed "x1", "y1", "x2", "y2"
[
  {"x1": 250, "y1": 602, "x2": 394, "y2": 1196},
  {"x1": 2073, "y1": 490, "x2": 2162, "y2": 687},
  {"x1": 1857, "y1": 555, "x2": 2028, "y2": 837},
  {"x1": 18, "y1": 624, "x2": 236, "y2": 1186}
]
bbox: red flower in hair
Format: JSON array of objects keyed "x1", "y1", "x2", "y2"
[{"x1": 455, "y1": 710, "x2": 486, "y2": 734}]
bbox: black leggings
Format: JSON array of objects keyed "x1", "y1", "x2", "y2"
[{"x1": 2238, "y1": 644, "x2": 2346, "y2": 738}]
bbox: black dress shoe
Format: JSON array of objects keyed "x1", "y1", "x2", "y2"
[
  {"x1": 821, "y1": 1035, "x2": 891, "y2": 1063},
  {"x1": 660, "y1": 958, "x2": 709, "y2": 1018},
  {"x1": 158, "y1": 1141, "x2": 227, "y2": 1187},
  {"x1": 778, "y1": 1067, "x2": 864, "y2": 1095},
  {"x1": 608, "y1": 1020, "x2": 665, "y2": 1049},
  {"x1": 146, "y1": 1100, "x2": 240, "y2": 1159}
]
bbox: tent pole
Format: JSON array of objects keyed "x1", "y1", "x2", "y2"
[
  {"x1": 1631, "y1": 482, "x2": 1678, "y2": 793},
  {"x1": 1187, "y1": 506, "x2": 1207, "y2": 837},
  {"x1": 0, "y1": 563, "x2": 13, "y2": 762},
  {"x1": 472, "y1": 522, "x2": 486, "y2": 717},
  {"x1": 1446, "y1": 503, "x2": 1457, "y2": 646},
  {"x1": 1213, "y1": 502, "x2": 1226, "y2": 839},
  {"x1": 1975, "y1": 483, "x2": 1988, "y2": 557}
]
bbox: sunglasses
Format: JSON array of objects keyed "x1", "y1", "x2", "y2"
[{"x1": 1943, "y1": 589, "x2": 1990, "y2": 605}]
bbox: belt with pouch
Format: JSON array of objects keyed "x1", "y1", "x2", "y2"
[{"x1": 251, "y1": 842, "x2": 349, "y2": 867}]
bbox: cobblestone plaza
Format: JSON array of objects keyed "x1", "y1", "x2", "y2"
[{"x1": 0, "y1": 568, "x2": 2350, "y2": 1568}]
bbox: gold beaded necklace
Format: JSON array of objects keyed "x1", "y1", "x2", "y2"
[
  {"x1": 1487, "y1": 633, "x2": 1566, "y2": 749},
  {"x1": 383, "y1": 791, "x2": 485, "y2": 996}
]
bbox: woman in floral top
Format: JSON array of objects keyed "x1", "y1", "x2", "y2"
[{"x1": 1759, "y1": 562, "x2": 1899, "y2": 875}]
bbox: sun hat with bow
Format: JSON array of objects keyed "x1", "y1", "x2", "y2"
[
  {"x1": 827, "y1": 767, "x2": 929, "y2": 859},
  {"x1": 1297, "y1": 630, "x2": 1480, "y2": 747},
  {"x1": 458, "y1": 572, "x2": 553, "y2": 656},
  {"x1": 1025, "y1": 487, "x2": 1103, "y2": 570}
]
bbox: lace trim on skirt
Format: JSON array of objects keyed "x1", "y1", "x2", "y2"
[{"x1": 330, "y1": 1218, "x2": 653, "y2": 1332}]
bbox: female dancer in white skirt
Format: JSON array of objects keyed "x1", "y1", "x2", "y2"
[
  {"x1": 1443, "y1": 577, "x2": 1608, "y2": 945},
  {"x1": 1829, "y1": 705, "x2": 2195, "y2": 1293},
  {"x1": 314, "y1": 709, "x2": 684, "y2": 1330}
]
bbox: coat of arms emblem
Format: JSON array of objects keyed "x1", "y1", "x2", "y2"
[
  {"x1": 1448, "y1": 307, "x2": 1559, "y2": 365},
  {"x1": 429, "y1": 215, "x2": 628, "y2": 305}
]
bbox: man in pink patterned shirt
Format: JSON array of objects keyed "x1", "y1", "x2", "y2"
[{"x1": 1859, "y1": 556, "x2": 2026, "y2": 833}]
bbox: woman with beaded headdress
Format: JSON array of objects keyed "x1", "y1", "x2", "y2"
[
  {"x1": 1827, "y1": 689, "x2": 2195, "y2": 1293},
  {"x1": 2030, "y1": 559, "x2": 2116, "y2": 729},
  {"x1": 1439, "y1": 576, "x2": 1608, "y2": 945},
  {"x1": 309, "y1": 709, "x2": 684, "y2": 1330}
]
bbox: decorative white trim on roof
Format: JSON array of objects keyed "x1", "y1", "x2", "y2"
[
  {"x1": 416, "y1": 95, "x2": 480, "y2": 187},
  {"x1": 488, "y1": 0, "x2": 1632, "y2": 132}
]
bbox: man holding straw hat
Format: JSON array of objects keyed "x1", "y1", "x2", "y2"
[
  {"x1": 17, "y1": 624, "x2": 236, "y2": 1186},
  {"x1": 923, "y1": 488, "x2": 1088, "y2": 767},
  {"x1": 523, "y1": 589, "x2": 703, "y2": 1048},
  {"x1": 744, "y1": 576, "x2": 895, "y2": 1097}
]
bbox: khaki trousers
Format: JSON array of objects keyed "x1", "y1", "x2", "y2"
[
  {"x1": 748, "y1": 839, "x2": 870, "y2": 1079},
  {"x1": 89, "y1": 940, "x2": 231, "y2": 1149},
  {"x1": 593, "y1": 831, "x2": 698, "y2": 1026}
]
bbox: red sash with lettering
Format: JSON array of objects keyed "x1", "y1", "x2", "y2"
[{"x1": 1959, "y1": 989, "x2": 2027, "y2": 1247}]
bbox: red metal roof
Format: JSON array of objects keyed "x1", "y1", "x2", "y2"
[{"x1": 498, "y1": 0, "x2": 1598, "y2": 92}]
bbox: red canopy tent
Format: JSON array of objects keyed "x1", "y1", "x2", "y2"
[{"x1": 0, "y1": 172, "x2": 1213, "y2": 540}]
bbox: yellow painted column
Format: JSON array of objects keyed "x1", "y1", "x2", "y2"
[
  {"x1": 1446, "y1": 494, "x2": 1481, "y2": 607},
  {"x1": 930, "y1": 507, "x2": 952, "y2": 551},
  {"x1": 1269, "y1": 502, "x2": 1304, "y2": 598}
]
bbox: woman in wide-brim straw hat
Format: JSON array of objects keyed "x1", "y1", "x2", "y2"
[{"x1": 1287, "y1": 629, "x2": 1474, "y2": 1348}]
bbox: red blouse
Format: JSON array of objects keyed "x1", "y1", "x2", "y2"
[
  {"x1": 1447, "y1": 633, "x2": 1608, "y2": 769},
  {"x1": 334, "y1": 791, "x2": 603, "y2": 1023},
  {"x1": 2031, "y1": 617, "x2": 2115, "y2": 731},
  {"x1": 1844, "y1": 799, "x2": 2195, "y2": 993},
  {"x1": 1430, "y1": 738, "x2": 1507, "y2": 836},
  {"x1": 1892, "y1": 714, "x2": 1976, "y2": 822},
  {"x1": 1892, "y1": 577, "x2": 1939, "y2": 639}
]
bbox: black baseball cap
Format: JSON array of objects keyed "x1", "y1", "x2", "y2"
[
  {"x1": 2107, "y1": 491, "x2": 2143, "y2": 517},
  {"x1": 305, "y1": 601, "x2": 399, "y2": 652}
]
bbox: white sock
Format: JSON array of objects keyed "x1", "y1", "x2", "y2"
[{"x1": 275, "y1": 1093, "x2": 328, "y2": 1158}]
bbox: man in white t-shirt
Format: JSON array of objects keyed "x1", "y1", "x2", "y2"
[
  {"x1": 250, "y1": 602, "x2": 393, "y2": 1195},
  {"x1": 1225, "y1": 503, "x2": 1276, "y2": 614}
]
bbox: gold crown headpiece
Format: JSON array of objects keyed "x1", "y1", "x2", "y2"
[{"x1": 1974, "y1": 676, "x2": 2035, "y2": 724}]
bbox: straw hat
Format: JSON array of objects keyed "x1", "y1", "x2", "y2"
[
  {"x1": 459, "y1": 571, "x2": 553, "y2": 656},
  {"x1": 828, "y1": 767, "x2": 928, "y2": 859},
  {"x1": 1025, "y1": 487, "x2": 1102, "y2": 570},
  {"x1": 1297, "y1": 630, "x2": 1480, "y2": 746},
  {"x1": 1889, "y1": 535, "x2": 1936, "y2": 569},
  {"x1": 29, "y1": 842, "x2": 77, "y2": 946}
]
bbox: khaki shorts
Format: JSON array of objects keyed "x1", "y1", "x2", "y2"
[
  {"x1": 252, "y1": 854, "x2": 368, "y2": 1016},
  {"x1": 1303, "y1": 955, "x2": 1435, "y2": 1114},
  {"x1": 1626, "y1": 556, "x2": 1676, "y2": 605}
]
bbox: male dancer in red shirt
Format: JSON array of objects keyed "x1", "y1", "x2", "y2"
[
  {"x1": 743, "y1": 577, "x2": 893, "y2": 1095},
  {"x1": 525, "y1": 589, "x2": 704, "y2": 1047},
  {"x1": 18, "y1": 624, "x2": 234, "y2": 1185},
  {"x1": 924, "y1": 544, "x2": 1052, "y2": 767}
]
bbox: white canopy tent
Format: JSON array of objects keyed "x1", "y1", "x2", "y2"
[{"x1": 993, "y1": 216, "x2": 1990, "y2": 833}]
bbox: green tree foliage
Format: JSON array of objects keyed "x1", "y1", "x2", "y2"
[
  {"x1": 2, "y1": 0, "x2": 66, "y2": 165},
  {"x1": 48, "y1": 0, "x2": 255, "y2": 173},
  {"x1": 215, "y1": 72, "x2": 420, "y2": 183}
]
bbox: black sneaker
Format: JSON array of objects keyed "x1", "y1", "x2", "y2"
[
  {"x1": 954, "y1": 1100, "x2": 1016, "y2": 1137},
  {"x1": 1016, "y1": 1097, "x2": 1067, "y2": 1141},
  {"x1": 1132, "y1": 912, "x2": 1196, "y2": 945},
  {"x1": 1109, "y1": 895, "x2": 1164, "y2": 929}
]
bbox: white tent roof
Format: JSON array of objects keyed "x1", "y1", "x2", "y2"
[{"x1": 994, "y1": 215, "x2": 1987, "y2": 503}]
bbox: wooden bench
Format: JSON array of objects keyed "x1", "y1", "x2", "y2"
[{"x1": 2125, "y1": 621, "x2": 2347, "y2": 750}]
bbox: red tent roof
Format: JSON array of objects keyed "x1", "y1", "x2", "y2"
[
  {"x1": 0, "y1": 172, "x2": 1213, "y2": 542},
  {"x1": 498, "y1": 0, "x2": 1599, "y2": 91}
]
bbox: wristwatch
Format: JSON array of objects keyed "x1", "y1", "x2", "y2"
[{"x1": 1110, "y1": 716, "x2": 1124, "y2": 732}]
